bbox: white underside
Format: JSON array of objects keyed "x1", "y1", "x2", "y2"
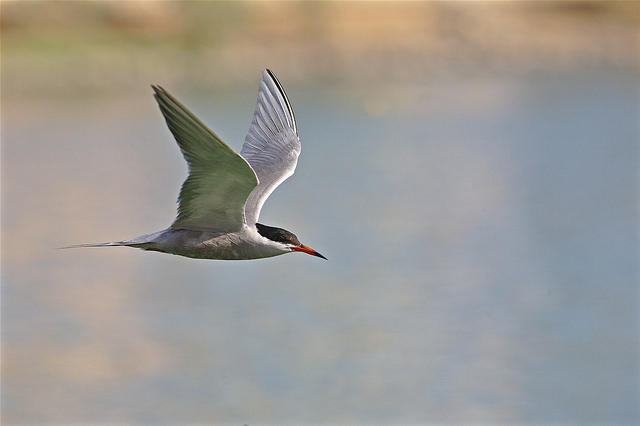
[{"x1": 110, "y1": 225, "x2": 290, "y2": 260}]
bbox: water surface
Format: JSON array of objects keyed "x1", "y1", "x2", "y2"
[{"x1": 3, "y1": 70, "x2": 638, "y2": 423}]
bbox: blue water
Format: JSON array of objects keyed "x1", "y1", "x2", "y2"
[{"x1": 3, "y1": 70, "x2": 638, "y2": 423}]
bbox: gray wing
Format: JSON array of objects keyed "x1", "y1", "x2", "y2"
[
  {"x1": 152, "y1": 85, "x2": 258, "y2": 232},
  {"x1": 240, "y1": 69, "x2": 301, "y2": 226}
]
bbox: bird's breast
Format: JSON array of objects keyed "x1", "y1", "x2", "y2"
[{"x1": 150, "y1": 227, "x2": 286, "y2": 260}]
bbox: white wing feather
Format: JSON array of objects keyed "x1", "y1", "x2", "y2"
[{"x1": 240, "y1": 70, "x2": 301, "y2": 226}]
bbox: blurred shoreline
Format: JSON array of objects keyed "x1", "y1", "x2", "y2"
[
  {"x1": 2, "y1": 1, "x2": 638, "y2": 95},
  {"x1": 3, "y1": 2, "x2": 639, "y2": 424}
]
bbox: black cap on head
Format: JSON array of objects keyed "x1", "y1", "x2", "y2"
[
  {"x1": 256, "y1": 223, "x2": 327, "y2": 260},
  {"x1": 256, "y1": 223, "x2": 301, "y2": 246}
]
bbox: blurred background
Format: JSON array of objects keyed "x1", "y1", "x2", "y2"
[{"x1": 2, "y1": 1, "x2": 638, "y2": 424}]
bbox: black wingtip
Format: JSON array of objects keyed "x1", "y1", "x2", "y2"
[
  {"x1": 151, "y1": 84, "x2": 164, "y2": 96},
  {"x1": 262, "y1": 69, "x2": 297, "y2": 136},
  {"x1": 265, "y1": 68, "x2": 276, "y2": 80}
]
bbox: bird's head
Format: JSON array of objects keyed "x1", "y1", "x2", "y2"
[{"x1": 256, "y1": 223, "x2": 326, "y2": 260}]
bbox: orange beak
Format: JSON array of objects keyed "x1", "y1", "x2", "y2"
[{"x1": 291, "y1": 245, "x2": 327, "y2": 260}]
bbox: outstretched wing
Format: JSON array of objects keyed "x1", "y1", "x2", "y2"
[
  {"x1": 152, "y1": 85, "x2": 258, "y2": 232},
  {"x1": 240, "y1": 70, "x2": 301, "y2": 226}
]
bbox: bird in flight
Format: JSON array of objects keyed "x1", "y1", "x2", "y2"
[{"x1": 69, "y1": 69, "x2": 326, "y2": 260}]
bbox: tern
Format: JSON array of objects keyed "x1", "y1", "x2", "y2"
[{"x1": 69, "y1": 69, "x2": 326, "y2": 260}]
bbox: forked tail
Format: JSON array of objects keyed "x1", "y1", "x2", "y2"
[
  {"x1": 58, "y1": 241, "x2": 129, "y2": 249},
  {"x1": 59, "y1": 230, "x2": 166, "y2": 251}
]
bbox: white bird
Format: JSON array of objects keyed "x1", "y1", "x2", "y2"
[{"x1": 69, "y1": 69, "x2": 326, "y2": 260}]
